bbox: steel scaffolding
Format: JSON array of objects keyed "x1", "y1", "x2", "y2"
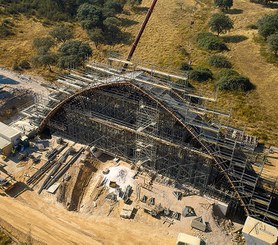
[{"x1": 17, "y1": 58, "x2": 277, "y2": 227}]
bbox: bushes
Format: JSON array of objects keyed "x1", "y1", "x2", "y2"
[
  {"x1": 0, "y1": 19, "x2": 14, "y2": 38},
  {"x1": 216, "y1": 75, "x2": 254, "y2": 91},
  {"x1": 208, "y1": 55, "x2": 232, "y2": 68},
  {"x1": 196, "y1": 32, "x2": 228, "y2": 51},
  {"x1": 180, "y1": 62, "x2": 192, "y2": 71},
  {"x1": 189, "y1": 68, "x2": 213, "y2": 82},
  {"x1": 257, "y1": 13, "x2": 278, "y2": 40},
  {"x1": 215, "y1": 68, "x2": 239, "y2": 79},
  {"x1": 19, "y1": 60, "x2": 31, "y2": 70},
  {"x1": 267, "y1": 34, "x2": 278, "y2": 55},
  {"x1": 246, "y1": 24, "x2": 258, "y2": 30},
  {"x1": 215, "y1": 69, "x2": 254, "y2": 91},
  {"x1": 49, "y1": 25, "x2": 73, "y2": 43}
]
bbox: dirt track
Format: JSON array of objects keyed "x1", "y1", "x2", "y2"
[{"x1": 0, "y1": 191, "x2": 174, "y2": 244}]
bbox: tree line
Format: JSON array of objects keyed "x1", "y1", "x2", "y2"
[
  {"x1": 0, "y1": 0, "x2": 141, "y2": 21},
  {"x1": 32, "y1": 25, "x2": 92, "y2": 70}
]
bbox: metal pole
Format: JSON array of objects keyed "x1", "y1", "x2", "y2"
[{"x1": 122, "y1": 0, "x2": 158, "y2": 71}]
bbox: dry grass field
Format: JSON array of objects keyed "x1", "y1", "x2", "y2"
[{"x1": 0, "y1": 0, "x2": 277, "y2": 145}]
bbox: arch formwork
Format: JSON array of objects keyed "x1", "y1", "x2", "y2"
[{"x1": 38, "y1": 65, "x2": 278, "y2": 226}]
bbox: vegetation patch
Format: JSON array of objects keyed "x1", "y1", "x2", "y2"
[
  {"x1": 196, "y1": 32, "x2": 228, "y2": 51},
  {"x1": 189, "y1": 67, "x2": 213, "y2": 82},
  {"x1": 208, "y1": 55, "x2": 232, "y2": 68},
  {"x1": 180, "y1": 62, "x2": 193, "y2": 71},
  {"x1": 208, "y1": 13, "x2": 233, "y2": 36},
  {"x1": 267, "y1": 34, "x2": 278, "y2": 56},
  {"x1": 257, "y1": 12, "x2": 278, "y2": 40},
  {"x1": 215, "y1": 73, "x2": 254, "y2": 92},
  {"x1": 214, "y1": 0, "x2": 233, "y2": 12},
  {"x1": 0, "y1": 19, "x2": 14, "y2": 38},
  {"x1": 256, "y1": 12, "x2": 278, "y2": 63},
  {"x1": 215, "y1": 68, "x2": 239, "y2": 79}
]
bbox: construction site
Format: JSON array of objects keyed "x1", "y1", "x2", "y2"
[
  {"x1": 0, "y1": 56, "x2": 276, "y2": 244},
  {"x1": 0, "y1": 1, "x2": 278, "y2": 244}
]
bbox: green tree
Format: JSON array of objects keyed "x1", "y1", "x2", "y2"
[
  {"x1": 102, "y1": 0, "x2": 124, "y2": 17},
  {"x1": 215, "y1": 75, "x2": 254, "y2": 92},
  {"x1": 196, "y1": 32, "x2": 228, "y2": 51},
  {"x1": 32, "y1": 53, "x2": 57, "y2": 71},
  {"x1": 128, "y1": 0, "x2": 142, "y2": 7},
  {"x1": 103, "y1": 16, "x2": 122, "y2": 28},
  {"x1": 208, "y1": 13, "x2": 233, "y2": 36},
  {"x1": 189, "y1": 68, "x2": 213, "y2": 82},
  {"x1": 33, "y1": 37, "x2": 54, "y2": 54},
  {"x1": 257, "y1": 13, "x2": 278, "y2": 40},
  {"x1": 267, "y1": 34, "x2": 278, "y2": 55},
  {"x1": 58, "y1": 40, "x2": 93, "y2": 69},
  {"x1": 77, "y1": 3, "x2": 103, "y2": 30},
  {"x1": 208, "y1": 55, "x2": 232, "y2": 68},
  {"x1": 88, "y1": 28, "x2": 105, "y2": 47},
  {"x1": 49, "y1": 25, "x2": 74, "y2": 42},
  {"x1": 214, "y1": 0, "x2": 233, "y2": 11}
]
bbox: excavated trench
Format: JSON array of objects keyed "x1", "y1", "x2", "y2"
[{"x1": 57, "y1": 158, "x2": 98, "y2": 211}]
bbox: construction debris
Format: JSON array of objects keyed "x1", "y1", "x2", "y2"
[
  {"x1": 120, "y1": 204, "x2": 134, "y2": 219},
  {"x1": 191, "y1": 217, "x2": 207, "y2": 232},
  {"x1": 182, "y1": 206, "x2": 196, "y2": 217},
  {"x1": 102, "y1": 168, "x2": 110, "y2": 175},
  {"x1": 141, "y1": 195, "x2": 147, "y2": 203},
  {"x1": 172, "y1": 212, "x2": 181, "y2": 220},
  {"x1": 142, "y1": 203, "x2": 164, "y2": 217},
  {"x1": 148, "y1": 197, "x2": 155, "y2": 205},
  {"x1": 121, "y1": 185, "x2": 132, "y2": 204},
  {"x1": 163, "y1": 217, "x2": 174, "y2": 227},
  {"x1": 47, "y1": 182, "x2": 61, "y2": 194},
  {"x1": 173, "y1": 191, "x2": 182, "y2": 200},
  {"x1": 106, "y1": 193, "x2": 117, "y2": 201}
]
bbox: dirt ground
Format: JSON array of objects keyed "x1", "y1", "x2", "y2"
[
  {"x1": 0, "y1": 137, "x2": 242, "y2": 245},
  {"x1": 0, "y1": 68, "x2": 49, "y2": 96}
]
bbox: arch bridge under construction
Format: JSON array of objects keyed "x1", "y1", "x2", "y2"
[{"x1": 20, "y1": 58, "x2": 278, "y2": 227}]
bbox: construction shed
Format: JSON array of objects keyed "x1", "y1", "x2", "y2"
[
  {"x1": 176, "y1": 233, "x2": 201, "y2": 245},
  {"x1": 242, "y1": 216, "x2": 278, "y2": 245},
  {"x1": 0, "y1": 122, "x2": 21, "y2": 144},
  {"x1": 0, "y1": 136, "x2": 12, "y2": 156}
]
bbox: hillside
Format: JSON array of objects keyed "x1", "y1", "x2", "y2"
[{"x1": 0, "y1": 0, "x2": 277, "y2": 145}]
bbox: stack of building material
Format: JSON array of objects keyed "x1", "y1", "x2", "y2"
[
  {"x1": 175, "y1": 233, "x2": 201, "y2": 245},
  {"x1": 191, "y1": 217, "x2": 207, "y2": 232},
  {"x1": 242, "y1": 216, "x2": 277, "y2": 245},
  {"x1": 0, "y1": 122, "x2": 21, "y2": 156},
  {"x1": 0, "y1": 122, "x2": 21, "y2": 144},
  {"x1": 120, "y1": 204, "x2": 134, "y2": 219}
]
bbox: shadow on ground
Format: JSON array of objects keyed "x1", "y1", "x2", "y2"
[
  {"x1": 6, "y1": 182, "x2": 32, "y2": 198},
  {"x1": 120, "y1": 18, "x2": 139, "y2": 27},
  {"x1": 227, "y1": 8, "x2": 243, "y2": 14},
  {"x1": 222, "y1": 35, "x2": 248, "y2": 43}
]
